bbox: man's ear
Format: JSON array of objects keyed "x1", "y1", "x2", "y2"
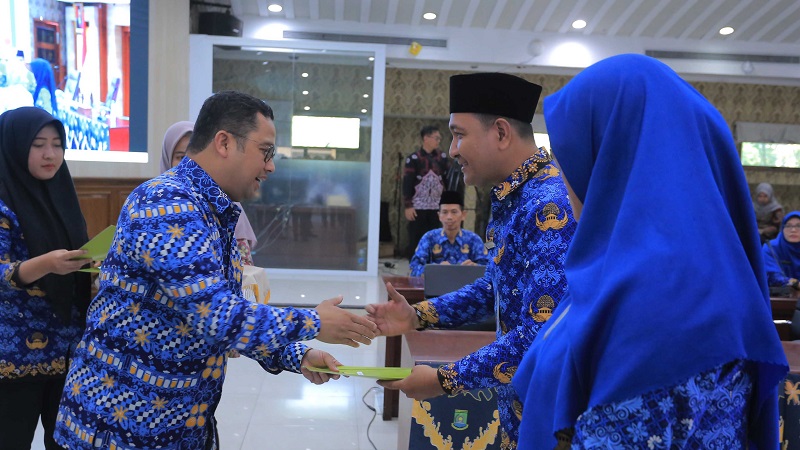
[
  {"x1": 212, "y1": 131, "x2": 232, "y2": 157},
  {"x1": 495, "y1": 119, "x2": 512, "y2": 149}
]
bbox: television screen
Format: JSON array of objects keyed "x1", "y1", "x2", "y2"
[
  {"x1": 1, "y1": 0, "x2": 148, "y2": 163},
  {"x1": 291, "y1": 116, "x2": 360, "y2": 149}
]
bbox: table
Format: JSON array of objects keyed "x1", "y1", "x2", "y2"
[
  {"x1": 772, "y1": 296, "x2": 797, "y2": 341},
  {"x1": 381, "y1": 275, "x2": 425, "y2": 420},
  {"x1": 398, "y1": 330, "x2": 498, "y2": 450}
]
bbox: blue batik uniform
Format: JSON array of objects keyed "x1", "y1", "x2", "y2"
[
  {"x1": 409, "y1": 228, "x2": 489, "y2": 276},
  {"x1": 55, "y1": 158, "x2": 321, "y2": 449},
  {"x1": 412, "y1": 151, "x2": 575, "y2": 449},
  {"x1": 763, "y1": 211, "x2": 800, "y2": 287},
  {"x1": 513, "y1": 54, "x2": 787, "y2": 449},
  {"x1": 0, "y1": 201, "x2": 84, "y2": 381}
]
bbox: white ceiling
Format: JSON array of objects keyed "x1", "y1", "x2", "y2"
[{"x1": 227, "y1": 0, "x2": 800, "y2": 83}]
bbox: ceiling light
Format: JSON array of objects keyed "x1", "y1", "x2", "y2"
[
  {"x1": 571, "y1": 19, "x2": 587, "y2": 29},
  {"x1": 363, "y1": 94, "x2": 369, "y2": 98},
  {"x1": 302, "y1": 90, "x2": 309, "y2": 95},
  {"x1": 361, "y1": 109, "x2": 367, "y2": 113},
  {"x1": 719, "y1": 26, "x2": 734, "y2": 35},
  {"x1": 368, "y1": 56, "x2": 375, "y2": 62},
  {"x1": 268, "y1": 4, "x2": 283, "y2": 13},
  {"x1": 301, "y1": 72, "x2": 309, "y2": 77},
  {"x1": 303, "y1": 106, "x2": 310, "y2": 111},
  {"x1": 366, "y1": 76, "x2": 372, "y2": 80},
  {"x1": 423, "y1": 12, "x2": 437, "y2": 20},
  {"x1": 261, "y1": 61, "x2": 269, "y2": 65}
]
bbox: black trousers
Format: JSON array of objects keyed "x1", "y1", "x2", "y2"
[
  {"x1": 407, "y1": 209, "x2": 441, "y2": 258},
  {"x1": 0, "y1": 377, "x2": 66, "y2": 450}
]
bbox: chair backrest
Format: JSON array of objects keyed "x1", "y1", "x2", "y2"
[{"x1": 423, "y1": 264, "x2": 486, "y2": 298}]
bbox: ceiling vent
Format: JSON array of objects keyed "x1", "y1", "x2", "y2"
[
  {"x1": 283, "y1": 31, "x2": 447, "y2": 48},
  {"x1": 646, "y1": 50, "x2": 799, "y2": 64}
]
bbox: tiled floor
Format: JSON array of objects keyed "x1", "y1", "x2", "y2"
[{"x1": 33, "y1": 260, "x2": 411, "y2": 450}]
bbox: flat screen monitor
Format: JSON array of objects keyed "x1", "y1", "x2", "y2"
[{"x1": 290, "y1": 115, "x2": 360, "y2": 149}]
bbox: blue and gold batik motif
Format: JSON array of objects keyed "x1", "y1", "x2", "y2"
[
  {"x1": 409, "y1": 228, "x2": 490, "y2": 276},
  {"x1": 54, "y1": 158, "x2": 322, "y2": 449},
  {"x1": 412, "y1": 149, "x2": 576, "y2": 449},
  {"x1": 0, "y1": 199, "x2": 84, "y2": 381}
]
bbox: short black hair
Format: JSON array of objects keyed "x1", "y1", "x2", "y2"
[
  {"x1": 474, "y1": 114, "x2": 533, "y2": 141},
  {"x1": 187, "y1": 90, "x2": 274, "y2": 154},
  {"x1": 420, "y1": 125, "x2": 440, "y2": 140}
]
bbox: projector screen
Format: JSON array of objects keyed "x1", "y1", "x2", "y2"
[
  {"x1": 291, "y1": 116, "x2": 360, "y2": 149},
  {"x1": 2, "y1": 0, "x2": 148, "y2": 163}
]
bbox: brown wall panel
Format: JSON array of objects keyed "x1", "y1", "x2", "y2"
[{"x1": 74, "y1": 178, "x2": 145, "y2": 237}]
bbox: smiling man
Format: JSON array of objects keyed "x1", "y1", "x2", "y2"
[
  {"x1": 54, "y1": 91, "x2": 377, "y2": 449},
  {"x1": 367, "y1": 73, "x2": 576, "y2": 449},
  {"x1": 408, "y1": 190, "x2": 488, "y2": 277}
]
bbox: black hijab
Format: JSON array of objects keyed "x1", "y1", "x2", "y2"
[{"x1": 0, "y1": 107, "x2": 91, "y2": 324}]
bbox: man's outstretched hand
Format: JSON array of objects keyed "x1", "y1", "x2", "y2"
[
  {"x1": 364, "y1": 282, "x2": 419, "y2": 337},
  {"x1": 315, "y1": 296, "x2": 377, "y2": 347}
]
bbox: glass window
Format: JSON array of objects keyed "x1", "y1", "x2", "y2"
[
  {"x1": 212, "y1": 45, "x2": 378, "y2": 271},
  {"x1": 741, "y1": 142, "x2": 800, "y2": 168}
]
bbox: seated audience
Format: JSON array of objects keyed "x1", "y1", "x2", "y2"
[
  {"x1": 754, "y1": 182, "x2": 784, "y2": 243},
  {"x1": 409, "y1": 190, "x2": 489, "y2": 276},
  {"x1": 763, "y1": 211, "x2": 800, "y2": 290}
]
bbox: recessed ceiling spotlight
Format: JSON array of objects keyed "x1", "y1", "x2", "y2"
[
  {"x1": 301, "y1": 72, "x2": 309, "y2": 77},
  {"x1": 268, "y1": 4, "x2": 283, "y2": 13},
  {"x1": 303, "y1": 106, "x2": 310, "y2": 111},
  {"x1": 261, "y1": 61, "x2": 269, "y2": 65},
  {"x1": 572, "y1": 19, "x2": 587, "y2": 29},
  {"x1": 719, "y1": 26, "x2": 735, "y2": 35},
  {"x1": 366, "y1": 76, "x2": 372, "y2": 80},
  {"x1": 361, "y1": 109, "x2": 367, "y2": 113},
  {"x1": 302, "y1": 90, "x2": 309, "y2": 95},
  {"x1": 423, "y1": 12, "x2": 437, "y2": 20},
  {"x1": 363, "y1": 94, "x2": 369, "y2": 98},
  {"x1": 368, "y1": 56, "x2": 375, "y2": 61}
]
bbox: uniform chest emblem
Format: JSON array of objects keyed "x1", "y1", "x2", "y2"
[{"x1": 535, "y1": 202, "x2": 569, "y2": 231}]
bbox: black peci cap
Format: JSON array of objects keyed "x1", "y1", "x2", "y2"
[
  {"x1": 439, "y1": 190, "x2": 464, "y2": 207},
  {"x1": 449, "y1": 72, "x2": 542, "y2": 123}
]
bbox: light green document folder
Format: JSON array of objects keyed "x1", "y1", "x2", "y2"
[
  {"x1": 75, "y1": 225, "x2": 116, "y2": 260},
  {"x1": 76, "y1": 225, "x2": 115, "y2": 272},
  {"x1": 304, "y1": 365, "x2": 412, "y2": 380}
]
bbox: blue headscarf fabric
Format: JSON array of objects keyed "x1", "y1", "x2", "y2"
[
  {"x1": 764, "y1": 211, "x2": 800, "y2": 284},
  {"x1": 31, "y1": 58, "x2": 58, "y2": 113},
  {"x1": 513, "y1": 54, "x2": 787, "y2": 448}
]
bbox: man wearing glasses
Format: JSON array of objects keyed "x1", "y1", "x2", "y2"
[{"x1": 55, "y1": 90, "x2": 377, "y2": 449}]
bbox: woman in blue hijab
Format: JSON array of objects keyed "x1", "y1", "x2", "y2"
[
  {"x1": 763, "y1": 211, "x2": 800, "y2": 290},
  {"x1": 513, "y1": 54, "x2": 787, "y2": 449},
  {"x1": 30, "y1": 58, "x2": 58, "y2": 114}
]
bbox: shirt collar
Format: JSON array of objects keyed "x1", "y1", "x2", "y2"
[
  {"x1": 492, "y1": 147, "x2": 553, "y2": 202},
  {"x1": 438, "y1": 228, "x2": 464, "y2": 242},
  {"x1": 172, "y1": 157, "x2": 236, "y2": 217}
]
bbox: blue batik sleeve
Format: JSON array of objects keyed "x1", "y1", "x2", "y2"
[
  {"x1": 121, "y1": 188, "x2": 320, "y2": 373},
  {"x1": 409, "y1": 232, "x2": 436, "y2": 277}
]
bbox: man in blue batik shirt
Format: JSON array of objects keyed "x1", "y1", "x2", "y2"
[
  {"x1": 54, "y1": 91, "x2": 377, "y2": 450},
  {"x1": 409, "y1": 190, "x2": 489, "y2": 277},
  {"x1": 367, "y1": 73, "x2": 576, "y2": 449}
]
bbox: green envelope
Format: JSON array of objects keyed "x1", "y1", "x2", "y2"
[
  {"x1": 75, "y1": 225, "x2": 116, "y2": 260},
  {"x1": 304, "y1": 365, "x2": 411, "y2": 380}
]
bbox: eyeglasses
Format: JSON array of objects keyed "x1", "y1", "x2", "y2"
[
  {"x1": 228, "y1": 131, "x2": 275, "y2": 163},
  {"x1": 785, "y1": 224, "x2": 800, "y2": 230}
]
